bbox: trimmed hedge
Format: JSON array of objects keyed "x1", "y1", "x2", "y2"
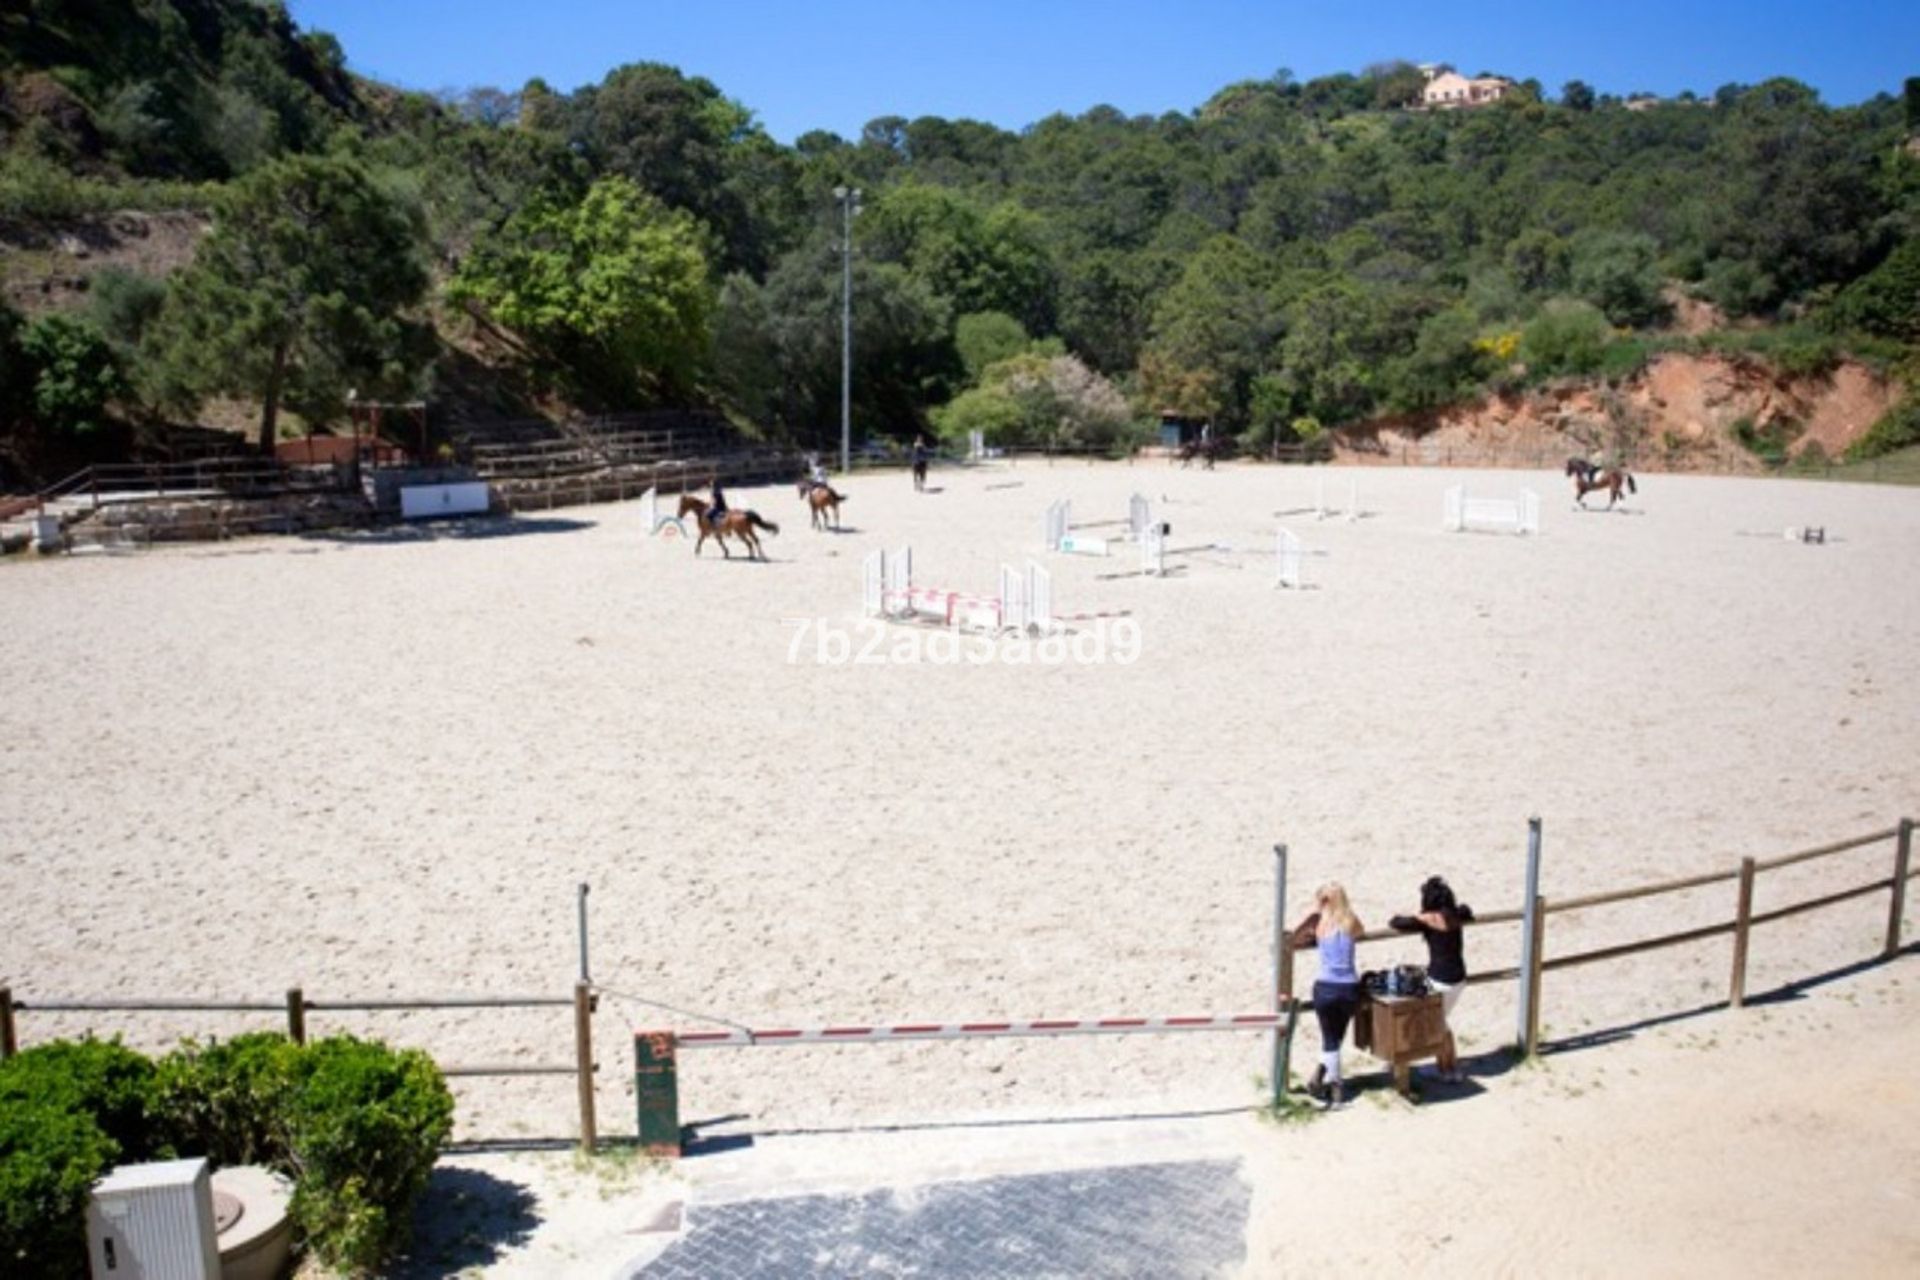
[
  {"x1": 0, "y1": 1103, "x2": 115, "y2": 1280},
  {"x1": 152, "y1": 1032, "x2": 299, "y2": 1171},
  {"x1": 0, "y1": 1037, "x2": 159, "y2": 1159},
  {"x1": 0, "y1": 1033, "x2": 454, "y2": 1278},
  {"x1": 284, "y1": 1036, "x2": 454, "y2": 1274}
]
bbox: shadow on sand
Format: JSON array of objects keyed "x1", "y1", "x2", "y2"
[
  {"x1": 303, "y1": 515, "x2": 597, "y2": 545},
  {"x1": 388, "y1": 1164, "x2": 542, "y2": 1279}
]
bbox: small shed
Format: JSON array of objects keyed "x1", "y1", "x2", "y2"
[{"x1": 1157, "y1": 412, "x2": 1208, "y2": 449}]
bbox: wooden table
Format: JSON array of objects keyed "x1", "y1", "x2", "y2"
[{"x1": 1354, "y1": 992, "x2": 1449, "y2": 1096}]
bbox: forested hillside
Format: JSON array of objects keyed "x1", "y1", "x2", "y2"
[{"x1": 2, "y1": 0, "x2": 1918, "y2": 484}]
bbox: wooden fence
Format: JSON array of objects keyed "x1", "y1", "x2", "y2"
[
  {"x1": 3, "y1": 818, "x2": 1911, "y2": 1149},
  {"x1": 1272, "y1": 817, "x2": 1915, "y2": 1089},
  {"x1": 0, "y1": 984, "x2": 602, "y2": 1153}
]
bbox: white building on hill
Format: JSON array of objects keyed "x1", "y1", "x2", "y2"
[{"x1": 1420, "y1": 67, "x2": 1512, "y2": 110}]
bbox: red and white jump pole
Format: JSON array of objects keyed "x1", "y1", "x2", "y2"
[
  {"x1": 675, "y1": 1011, "x2": 1284, "y2": 1050},
  {"x1": 630, "y1": 842, "x2": 1301, "y2": 1156}
]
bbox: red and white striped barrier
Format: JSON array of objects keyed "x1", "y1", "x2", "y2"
[
  {"x1": 673, "y1": 1011, "x2": 1284, "y2": 1049},
  {"x1": 862, "y1": 544, "x2": 1055, "y2": 633}
]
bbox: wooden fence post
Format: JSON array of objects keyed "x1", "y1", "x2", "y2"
[
  {"x1": 1887, "y1": 819, "x2": 1914, "y2": 958},
  {"x1": 1523, "y1": 896, "x2": 1547, "y2": 1058},
  {"x1": 1, "y1": 987, "x2": 16, "y2": 1059},
  {"x1": 285, "y1": 988, "x2": 306, "y2": 1044},
  {"x1": 1270, "y1": 843, "x2": 1291, "y2": 1104},
  {"x1": 1875, "y1": 817, "x2": 1915, "y2": 957},
  {"x1": 1730, "y1": 859, "x2": 1757, "y2": 1008},
  {"x1": 574, "y1": 981, "x2": 597, "y2": 1154}
]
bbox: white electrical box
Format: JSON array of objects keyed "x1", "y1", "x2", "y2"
[
  {"x1": 399, "y1": 481, "x2": 490, "y2": 519},
  {"x1": 86, "y1": 1158, "x2": 220, "y2": 1280}
]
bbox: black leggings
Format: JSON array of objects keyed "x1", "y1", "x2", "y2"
[{"x1": 1313, "y1": 980, "x2": 1361, "y2": 1052}]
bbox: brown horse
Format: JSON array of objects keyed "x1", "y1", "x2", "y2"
[
  {"x1": 795, "y1": 479, "x2": 847, "y2": 531},
  {"x1": 1177, "y1": 436, "x2": 1233, "y2": 470},
  {"x1": 677, "y1": 493, "x2": 779, "y2": 559},
  {"x1": 1565, "y1": 458, "x2": 1638, "y2": 509}
]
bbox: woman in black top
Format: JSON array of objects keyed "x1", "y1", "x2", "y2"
[{"x1": 1390, "y1": 876, "x2": 1475, "y2": 1082}]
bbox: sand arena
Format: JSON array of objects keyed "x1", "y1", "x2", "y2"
[{"x1": 3, "y1": 461, "x2": 1917, "y2": 1146}]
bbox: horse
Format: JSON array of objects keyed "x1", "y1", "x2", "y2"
[
  {"x1": 1176, "y1": 436, "x2": 1233, "y2": 470},
  {"x1": 911, "y1": 454, "x2": 929, "y2": 492},
  {"x1": 676, "y1": 492, "x2": 779, "y2": 559},
  {"x1": 796, "y1": 478, "x2": 847, "y2": 531},
  {"x1": 1565, "y1": 458, "x2": 1638, "y2": 510}
]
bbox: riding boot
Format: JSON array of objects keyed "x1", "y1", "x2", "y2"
[{"x1": 1305, "y1": 1064, "x2": 1327, "y2": 1100}]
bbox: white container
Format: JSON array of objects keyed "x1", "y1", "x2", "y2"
[
  {"x1": 212, "y1": 1165, "x2": 294, "y2": 1280},
  {"x1": 31, "y1": 513, "x2": 63, "y2": 552},
  {"x1": 86, "y1": 1157, "x2": 220, "y2": 1280},
  {"x1": 399, "y1": 481, "x2": 490, "y2": 520}
]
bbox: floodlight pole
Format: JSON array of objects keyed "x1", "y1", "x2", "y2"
[{"x1": 834, "y1": 185, "x2": 860, "y2": 474}]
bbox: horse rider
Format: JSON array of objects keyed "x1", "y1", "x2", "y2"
[
  {"x1": 807, "y1": 453, "x2": 830, "y2": 490},
  {"x1": 708, "y1": 477, "x2": 729, "y2": 525}
]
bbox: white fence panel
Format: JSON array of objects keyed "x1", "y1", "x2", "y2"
[
  {"x1": 1027, "y1": 561, "x2": 1053, "y2": 632},
  {"x1": 1275, "y1": 528, "x2": 1304, "y2": 589}
]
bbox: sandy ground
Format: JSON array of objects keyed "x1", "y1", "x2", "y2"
[
  {"x1": 4, "y1": 460, "x2": 1918, "y2": 1272},
  {"x1": 443, "y1": 963, "x2": 1918, "y2": 1278}
]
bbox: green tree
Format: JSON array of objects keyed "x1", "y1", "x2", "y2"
[
  {"x1": 863, "y1": 184, "x2": 1054, "y2": 330},
  {"x1": 1274, "y1": 279, "x2": 1425, "y2": 424},
  {"x1": 19, "y1": 314, "x2": 125, "y2": 438},
  {"x1": 954, "y1": 311, "x2": 1030, "y2": 382},
  {"x1": 712, "y1": 241, "x2": 952, "y2": 448},
  {"x1": 1521, "y1": 299, "x2": 1613, "y2": 376},
  {"x1": 1569, "y1": 230, "x2": 1667, "y2": 326},
  {"x1": 558, "y1": 62, "x2": 791, "y2": 275},
  {"x1": 452, "y1": 176, "x2": 714, "y2": 404},
  {"x1": 1823, "y1": 238, "x2": 1920, "y2": 341},
  {"x1": 1504, "y1": 229, "x2": 1571, "y2": 295},
  {"x1": 1389, "y1": 306, "x2": 1490, "y2": 411},
  {"x1": 933, "y1": 352, "x2": 1135, "y2": 451},
  {"x1": 1561, "y1": 80, "x2": 1596, "y2": 112},
  {"x1": 85, "y1": 268, "x2": 168, "y2": 355},
  {"x1": 1137, "y1": 235, "x2": 1279, "y2": 428},
  {"x1": 147, "y1": 154, "x2": 429, "y2": 450}
]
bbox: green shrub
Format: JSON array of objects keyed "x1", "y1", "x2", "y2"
[
  {"x1": 0, "y1": 1037, "x2": 158, "y2": 1159},
  {"x1": 18, "y1": 314, "x2": 126, "y2": 437},
  {"x1": 152, "y1": 1033, "x2": 300, "y2": 1171},
  {"x1": 1847, "y1": 396, "x2": 1920, "y2": 461},
  {"x1": 1823, "y1": 238, "x2": 1920, "y2": 343},
  {"x1": 1787, "y1": 441, "x2": 1830, "y2": 473},
  {"x1": 1731, "y1": 414, "x2": 1802, "y2": 466},
  {"x1": 1596, "y1": 337, "x2": 1652, "y2": 383},
  {"x1": 284, "y1": 1036, "x2": 454, "y2": 1275},
  {"x1": 1521, "y1": 299, "x2": 1612, "y2": 378},
  {"x1": 0, "y1": 1103, "x2": 116, "y2": 1280}
]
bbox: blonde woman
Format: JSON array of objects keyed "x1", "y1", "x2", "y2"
[{"x1": 1290, "y1": 882, "x2": 1364, "y2": 1108}]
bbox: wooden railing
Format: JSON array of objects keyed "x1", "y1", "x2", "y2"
[
  {"x1": 1274, "y1": 817, "x2": 1913, "y2": 1084},
  {"x1": 0, "y1": 984, "x2": 601, "y2": 1153}
]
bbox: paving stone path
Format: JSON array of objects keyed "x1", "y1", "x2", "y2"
[{"x1": 628, "y1": 1158, "x2": 1249, "y2": 1278}]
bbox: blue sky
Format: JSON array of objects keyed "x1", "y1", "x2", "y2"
[{"x1": 290, "y1": 1, "x2": 1917, "y2": 142}]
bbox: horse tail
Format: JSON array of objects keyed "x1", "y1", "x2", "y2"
[
  {"x1": 833, "y1": 489, "x2": 848, "y2": 502},
  {"x1": 1626, "y1": 473, "x2": 1637, "y2": 494},
  {"x1": 749, "y1": 512, "x2": 780, "y2": 536}
]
